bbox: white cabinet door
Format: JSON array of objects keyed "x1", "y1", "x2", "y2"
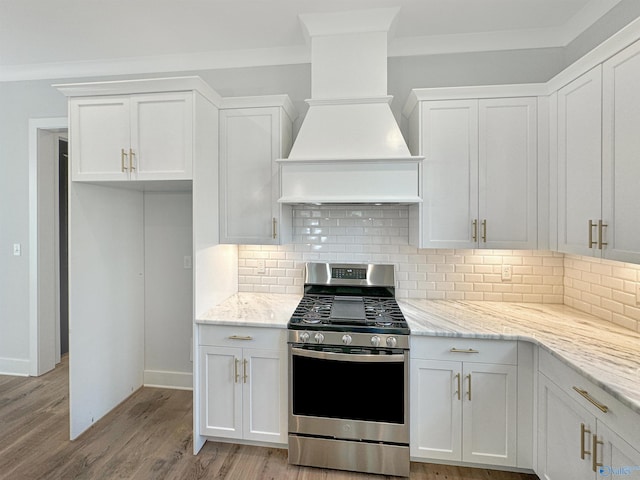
[
  {"x1": 411, "y1": 357, "x2": 517, "y2": 467},
  {"x1": 462, "y1": 362, "x2": 517, "y2": 466},
  {"x1": 131, "y1": 92, "x2": 193, "y2": 180},
  {"x1": 243, "y1": 348, "x2": 285, "y2": 443},
  {"x1": 537, "y1": 374, "x2": 595, "y2": 480},
  {"x1": 598, "y1": 421, "x2": 640, "y2": 478},
  {"x1": 418, "y1": 97, "x2": 537, "y2": 249},
  {"x1": 410, "y1": 359, "x2": 462, "y2": 461},
  {"x1": 557, "y1": 66, "x2": 603, "y2": 257},
  {"x1": 70, "y1": 96, "x2": 130, "y2": 181},
  {"x1": 220, "y1": 107, "x2": 290, "y2": 244},
  {"x1": 199, "y1": 346, "x2": 243, "y2": 439},
  {"x1": 479, "y1": 98, "x2": 537, "y2": 249},
  {"x1": 70, "y1": 93, "x2": 193, "y2": 182},
  {"x1": 420, "y1": 100, "x2": 479, "y2": 249},
  {"x1": 199, "y1": 343, "x2": 285, "y2": 444},
  {"x1": 602, "y1": 42, "x2": 640, "y2": 264}
]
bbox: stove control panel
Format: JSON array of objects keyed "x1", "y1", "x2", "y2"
[{"x1": 288, "y1": 330, "x2": 409, "y2": 350}]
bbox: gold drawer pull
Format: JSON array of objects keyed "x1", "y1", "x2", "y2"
[
  {"x1": 454, "y1": 373, "x2": 461, "y2": 401},
  {"x1": 228, "y1": 335, "x2": 253, "y2": 341},
  {"x1": 589, "y1": 220, "x2": 597, "y2": 248},
  {"x1": 466, "y1": 374, "x2": 472, "y2": 401},
  {"x1": 234, "y1": 358, "x2": 240, "y2": 383},
  {"x1": 121, "y1": 148, "x2": 128, "y2": 172},
  {"x1": 598, "y1": 220, "x2": 608, "y2": 250},
  {"x1": 472, "y1": 220, "x2": 478, "y2": 242},
  {"x1": 450, "y1": 348, "x2": 480, "y2": 353},
  {"x1": 573, "y1": 387, "x2": 609, "y2": 413},
  {"x1": 129, "y1": 148, "x2": 136, "y2": 171},
  {"x1": 481, "y1": 219, "x2": 487, "y2": 243}
]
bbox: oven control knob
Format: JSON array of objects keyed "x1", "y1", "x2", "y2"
[
  {"x1": 342, "y1": 334, "x2": 352, "y2": 345},
  {"x1": 314, "y1": 333, "x2": 325, "y2": 344},
  {"x1": 370, "y1": 335, "x2": 381, "y2": 347},
  {"x1": 299, "y1": 332, "x2": 310, "y2": 343},
  {"x1": 386, "y1": 336, "x2": 398, "y2": 348}
]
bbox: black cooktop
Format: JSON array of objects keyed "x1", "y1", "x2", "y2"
[{"x1": 288, "y1": 294, "x2": 410, "y2": 335}]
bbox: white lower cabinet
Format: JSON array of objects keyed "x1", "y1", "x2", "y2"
[
  {"x1": 198, "y1": 326, "x2": 286, "y2": 445},
  {"x1": 410, "y1": 338, "x2": 518, "y2": 467},
  {"x1": 537, "y1": 350, "x2": 640, "y2": 480}
]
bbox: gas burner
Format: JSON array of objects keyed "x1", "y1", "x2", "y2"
[{"x1": 302, "y1": 303, "x2": 331, "y2": 324}]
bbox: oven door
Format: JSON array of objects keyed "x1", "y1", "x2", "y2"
[{"x1": 288, "y1": 344, "x2": 409, "y2": 444}]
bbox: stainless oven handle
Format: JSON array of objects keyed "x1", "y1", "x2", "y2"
[{"x1": 291, "y1": 347, "x2": 405, "y2": 363}]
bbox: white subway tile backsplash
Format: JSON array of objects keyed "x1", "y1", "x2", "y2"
[{"x1": 236, "y1": 206, "x2": 640, "y2": 332}]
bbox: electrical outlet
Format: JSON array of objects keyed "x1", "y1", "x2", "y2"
[
  {"x1": 257, "y1": 259, "x2": 266, "y2": 274},
  {"x1": 13, "y1": 243, "x2": 21, "y2": 256},
  {"x1": 501, "y1": 264, "x2": 512, "y2": 281}
]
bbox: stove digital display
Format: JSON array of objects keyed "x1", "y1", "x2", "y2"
[{"x1": 332, "y1": 267, "x2": 366, "y2": 280}]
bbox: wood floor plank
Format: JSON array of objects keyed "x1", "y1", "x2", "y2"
[{"x1": 0, "y1": 357, "x2": 539, "y2": 480}]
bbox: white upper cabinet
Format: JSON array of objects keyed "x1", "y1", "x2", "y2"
[
  {"x1": 411, "y1": 95, "x2": 537, "y2": 249},
  {"x1": 557, "y1": 66, "x2": 603, "y2": 257},
  {"x1": 557, "y1": 41, "x2": 640, "y2": 263},
  {"x1": 602, "y1": 41, "x2": 640, "y2": 263},
  {"x1": 219, "y1": 97, "x2": 295, "y2": 245},
  {"x1": 69, "y1": 91, "x2": 194, "y2": 182}
]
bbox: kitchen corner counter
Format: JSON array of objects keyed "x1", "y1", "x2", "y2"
[
  {"x1": 196, "y1": 292, "x2": 301, "y2": 328},
  {"x1": 399, "y1": 299, "x2": 640, "y2": 415}
]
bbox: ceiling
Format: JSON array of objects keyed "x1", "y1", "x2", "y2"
[{"x1": 0, "y1": 0, "x2": 624, "y2": 81}]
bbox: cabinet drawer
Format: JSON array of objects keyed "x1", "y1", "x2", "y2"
[
  {"x1": 539, "y1": 349, "x2": 640, "y2": 449},
  {"x1": 198, "y1": 325, "x2": 285, "y2": 350},
  {"x1": 410, "y1": 336, "x2": 517, "y2": 365}
]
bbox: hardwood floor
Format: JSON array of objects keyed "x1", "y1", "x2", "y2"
[{"x1": 0, "y1": 357, "x2": 539, "y2": 480}]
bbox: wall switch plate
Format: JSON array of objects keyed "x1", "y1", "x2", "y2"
[
  {"x1": 257, "y1": 259, "x2": 266, "y2": 274},
  {"x1": 13, "y1": 243, "x2": 21, "y2": 256},
  {"x1": 183, "y1": 256, "x2": 192, "y2": 269},
  {"x1": 501, "y1": 264, "x2": 512, "y2": 281}
]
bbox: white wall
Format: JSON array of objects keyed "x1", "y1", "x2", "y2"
[{"x1": 143, "y1": 191, "x2": 194, "y2": 388}]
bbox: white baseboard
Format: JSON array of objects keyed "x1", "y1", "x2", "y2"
[
  {"x1": 0, "y1": 357, "x2": 30, "y2": 376},
  {"x1": 143, "y1": 369, "x2": 192, "y2": 390}
]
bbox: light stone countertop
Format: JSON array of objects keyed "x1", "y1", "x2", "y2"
[
  {"x1": 196, "y1": 292, "x2": 301, "y2": 328},
  {"x1": 196, "y1": 293, "x2": 640, "y2": 415},
  {"x1": 400, "y1": 299, "x2": 640, "y2": 415}
]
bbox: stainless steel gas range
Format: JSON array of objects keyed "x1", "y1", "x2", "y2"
[{"x1": 287, "y1": 262, "x2": 410, "y2": 477}]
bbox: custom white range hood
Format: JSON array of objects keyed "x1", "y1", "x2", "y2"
[{"x1": 278, "y1": 8, "x2": 423, "y2": 204}]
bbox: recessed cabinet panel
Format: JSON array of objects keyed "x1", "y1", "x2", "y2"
[
  {"x1": 71, "y1": 97, "x2": 130, "y2": 180},
  {"x1": 222, "y1": 112, "x2": 275, "y2": 240},
  {"x1": 421, "y1": 100, "x2": 478, "y2": 249},
  {"x1": 557, "y1": 66, "x2": 603, "y2": 257},
  {"x1": 462, "y1": 363, "x2": 517, "y2": 466},
  {"x1": 199, "y1": 346, "x2": 242, "y2": 438},
  {"x1": 132, "y1": 93, "x2": 193, "y2": 180},
  {"x1": 410, "y1": 359, "x2": 461, "y2": 461},
  {"x1": 479, "y1": 98, "x2": 537, "y2": 249},
  {"x1": 602, "y1": 42, "x2": 640, "y2": 263},
  {"x1": 244, "y1": 350, "x2": 282, "y2": 441}
]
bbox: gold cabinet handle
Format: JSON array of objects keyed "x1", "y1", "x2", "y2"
[
  {"x1": 454, "y1": 373, "x2": 461, "y2": 401},
  {"x1": 466, "y1": 374, "x2": 472, "y2": 401},
  {"x1": 272, "y1": 217, "x2": 277, "y2": 239},
  {"x1": 450, "y1": 348, "x2": 480, "y2": 354},
  {"x1": 598, "y1": 220, "x2": 608, "y2": 250},
  {"x1": 481, "y1": 219, "x2": 487, "y2": 243},
  {"x1": 580, "y1": 423, "x2": 592, "y2": 459},
  {"x1": 589, "y1": 220, "x2": 598, "y2": 248},
  {"x1": 129, "y1": 148, "x2": 136, "y2": 172},
  {"x1": 573, "y1": 387, "x2": 609, "y2": 413},
  {"x1": 121, "y1": 149, "x2": 128, "y2": 172},
  {"x1": 592, "y1": 434, "x2": 603, "y2": 472},
  {"x1": 228, "y1": 335, "x2": 253, "y2": 341},
  {"x1": 234, "y1": 358, "x2": 240, "y2": 383},
  {"x1": 242, "y1": 359, "x2": 248, "y2": 384},
  {"x1": 472, "y1": 219, "x2": 478, "y2": 242}
]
